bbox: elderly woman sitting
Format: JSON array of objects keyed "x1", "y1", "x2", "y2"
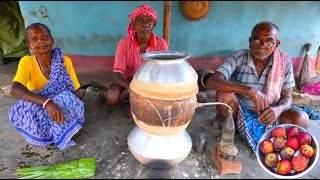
[{"x1": 8, "y1": 23, "x2": 84, "y2": 150}]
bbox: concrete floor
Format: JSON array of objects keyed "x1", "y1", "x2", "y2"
[{"x1": 0, "y1": 60, "x2": 319, "y2": 179}]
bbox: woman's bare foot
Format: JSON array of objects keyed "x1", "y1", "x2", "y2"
[
  {"x1": 32, "y1": 145, "x2": 44, "y2": 148},
  {"x1": 71, "y1": 128, "x2": 82, "y2": 141}
]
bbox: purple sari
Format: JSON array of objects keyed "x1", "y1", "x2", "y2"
[{"x1": 8, "y1": 47, "x2": 84, "y2": 150}]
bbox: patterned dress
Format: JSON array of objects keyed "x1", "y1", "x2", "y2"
[{"x1": 8, "y1": 47, "x2": 85, "y2": 150}]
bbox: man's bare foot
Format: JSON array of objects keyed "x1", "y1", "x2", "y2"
[
  {"x1": 123, "y1": 105, "x2": 133, "y2": 121},
  {"x1": 212, "y1": 120, "x2": 224, "y2": 128}
]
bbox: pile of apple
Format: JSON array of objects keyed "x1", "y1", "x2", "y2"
[{"x1": 259, "y1": 125, "x2": 314, "y2": 175}]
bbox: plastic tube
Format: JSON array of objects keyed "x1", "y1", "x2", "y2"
[{"x1": 196, "y1": 102, "x2": 232, "y2": 110}]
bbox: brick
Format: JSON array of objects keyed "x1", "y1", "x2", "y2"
[
  {"x1": 210, "y1": 147, "x2": 242, "y2": 176},
  {"x1": 216, "y1": 143, "x2": 239, "y2": 160}
]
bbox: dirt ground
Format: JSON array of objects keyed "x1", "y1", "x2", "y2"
[{"x1": 0, "y1": 60, "x2": 319, "y2": 179}]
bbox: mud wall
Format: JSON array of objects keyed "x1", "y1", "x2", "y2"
[
  {"x1": 18, "y1": 1, "x2": 320, "y2": 83},
  {"x1": 18, "y1": 1, "x2": 320, "y2": 58}
]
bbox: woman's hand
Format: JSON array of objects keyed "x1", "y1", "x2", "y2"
[{"x1": 44, "y1": 100, "x2": 65, "y2": 124}]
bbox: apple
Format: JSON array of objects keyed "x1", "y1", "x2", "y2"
[
  {"x1": 273, "y1": 137, "x2": 286, "y2": 151},
  {"x1": 276, "y1": 159, "x2": 292, "y2": 175},
  {"x1": 272, "y1": 127, "x2": 286, "y2": 138},
  {"x1": 299, "y1": 144, "x2": 314, "y2": 158},
  {"x1": 291, "y1": 155, "x2": 308, "y2": 172},
  {"x1": 285, "y1": 138, "x2": 299, "y2": 151},
  {"x1": 286, "y1": 126, "x2": 299, "y2": 138},
  {"x1": 260, "y1": 139, "x2": 274, "y2": 155},
  {"x1": 264, "y1": 152, "x2": 279, "y2": 168},
  {"x1": 298, "y1": 132, "x2": 312, "y2": 146},
  {"x1": 280, "y1": 147, "x2": 295, "y2": 160}
]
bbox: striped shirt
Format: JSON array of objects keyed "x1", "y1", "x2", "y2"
[{"x1": 216, "y1": 49, "x2": 295, "y2": 110}]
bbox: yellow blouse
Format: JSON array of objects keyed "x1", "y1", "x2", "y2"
[{"x1": 13, "y1": 55, "x2": 80, "y2": 91}]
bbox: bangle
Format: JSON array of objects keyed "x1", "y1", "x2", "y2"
[
  {"x1": 42, "y1": 98, "x2": 52, "y2": 109},
  {"x1": 201, "y1": 72, "x2": 213, "y2": 89},
  {"x1": 120, "y1": 89, "x2": 130, "y2": 103}
]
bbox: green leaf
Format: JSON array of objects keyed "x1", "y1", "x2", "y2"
[{"x1": 13, "y1": 158, "x2": 96, "y2": 179}]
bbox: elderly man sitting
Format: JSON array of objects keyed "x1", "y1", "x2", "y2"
[{"x1": 104, "y1": 4, "x2": 169, "y2": 119}]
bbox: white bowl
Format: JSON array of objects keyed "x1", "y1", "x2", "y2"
[{"x1": 255, "y1": 124, "x2": 319, "y2": 179}]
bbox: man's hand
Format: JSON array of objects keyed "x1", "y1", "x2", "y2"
[
  {"x1": 44, "y1": 101, "x2": 65, "y2": 124},
  {"x1": 121, "y1": 89, "x2": 131, "y2": 102},
  {"x1": 258, "y1": 106, "x2": 281, "y2": 125},
  {"x1": 249, "y1": 89, "x2": 270, "y2": 112}
]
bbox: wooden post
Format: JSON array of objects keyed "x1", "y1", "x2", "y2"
[{"x1": 163, "y1": 1, "x2": 171, "y2": 48}]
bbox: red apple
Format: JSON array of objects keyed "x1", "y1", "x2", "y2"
[
  {"x1": 272, "y1": 127, "x2": 286, "y2": 138},
  {"x1": 292, "y1": 155, "x2": 308, "y2": 172},
  {"x1": 276, "y1": 159, "x2": 292, "y2": 175},
  {"x1": 299, "y1": 144, "x2": 314, "y2": 158},
  {"x1": 260, "y1": 139, "x2": 274, "y2": 155},
  {"x1": 298, "y1": 132, "x2": 312, "y2": 146},
  {"x1": 273, "y1": 137, "x2": 286, "y2": 151},
  {"x1": 285, "y1": 138, "x2": 299, "y2": 151},
  {"x1": 280, "y1": 147, "x2": 295, "y2": 160},
  {"x1": 286, "y1": 126, "x2": 299, "y2": 138},
  {"x1": 264, "y1": 152, "x2": 279, "y2": 168}
]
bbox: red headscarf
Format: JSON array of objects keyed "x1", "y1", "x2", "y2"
[{"x1": 126, "y1": 4, "x2": 158, "y2": 40}]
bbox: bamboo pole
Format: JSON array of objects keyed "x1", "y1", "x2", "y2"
[{"x1": 163, "y1": 1, "x2": 171, "y2": 48}]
